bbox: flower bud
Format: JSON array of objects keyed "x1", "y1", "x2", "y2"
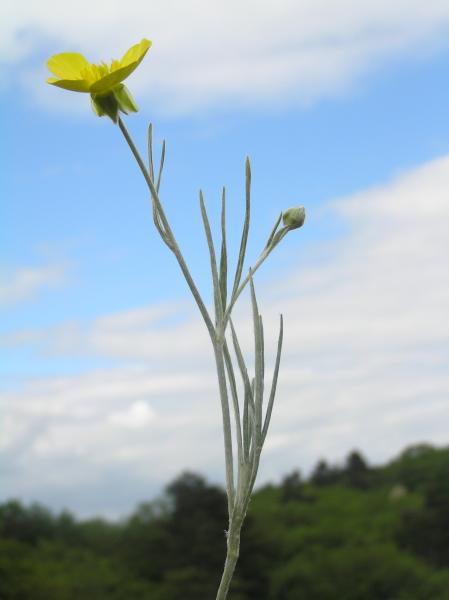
[{"x1": 282, "y1": 206, "x2": 305, "y2": 230}]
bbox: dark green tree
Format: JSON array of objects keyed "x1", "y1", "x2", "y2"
[
  {"x1": 310, "y1": 460, "x2": 341, "y2": 486},
  {"x1": 120, "y1": 471, "x2": 228, "y2": 593},
  {"x1": 343, "y1": 450, "x2": 370, "y2": 489},
  {"x1": 0, "y1": 500, "x2": 55, "y2": 545},
  {"x1": 397, "y1": 460, "x2": 449, "y2": 568},
  {"x1": 280, "y1": 470, "x2": 304, "y2": 502}
]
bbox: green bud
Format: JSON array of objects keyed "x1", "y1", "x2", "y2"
[{"x1": 282, "y1": 206, "x2": 305, "y2": 230}]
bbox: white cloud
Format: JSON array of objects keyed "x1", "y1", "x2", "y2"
[
  {"x1": 108, "y1": 400, "x2": 155, "y2": 429},
  {"x1": 1, "y1": 154, "x2": 449, "y2": 516},
  {"x1": 3, "y1": 0, "x2": 449, "y2": 113},
  {"x1": 0, "y1": 262, "x2": 68, "y2": 307}
]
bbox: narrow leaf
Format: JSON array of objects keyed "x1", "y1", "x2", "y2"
[
  {"x1": 262, "y1": 314, "x2": 284, "y2": 443},
  {"x1": 223, "y1": 341, "x2": 243, "y2": 466},
  {"x1": 231, "y1": 157, "x2": 251, "y2": 300},
  {"x1": 230, "y1": 320, "x2": 252, "y2": 400},
  {"x1": 147, "y1": 123, "x2": 155, "y2": 182},
  {"x1": 219, "y1": 187, "x2": 228, "y2": 310},
  {"x1": 243, "y1": 382, "x2": 250, "y2": 461},
  {"x1": 148, "y1": 125, "x2": 170, "y2": 247},
  {"x1": 199, "y1": 191, "x2": 223, "y2": 321},
  {"x1": 248, "y1": 377, "x2": 257, "y2": 460},
  {"x1": 230, "y1": 319, "x2": 254, "y2": 461},
  {"x1": 156, "y1": 139, "x2": 166, "y2": 193},
  {"x1": 249, "y1": 271, "x2": 264, "y2": 442}
]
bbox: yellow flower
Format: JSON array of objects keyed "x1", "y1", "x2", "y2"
[{"x1": 46, "y1": 39, "x2": 152, "y2": 122}]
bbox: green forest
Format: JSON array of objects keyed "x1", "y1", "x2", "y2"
[{"x1": 1, "y1": 443, "x2": 448, "y2": 599}]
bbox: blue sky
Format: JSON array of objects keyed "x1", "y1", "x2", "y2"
[{"x1": 1, "y1": 0, "x2": 449, "y2": 517}]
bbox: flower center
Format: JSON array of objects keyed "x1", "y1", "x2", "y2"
[{"x1": 81, "y1": 59, "x2": 120, "y2": 85}]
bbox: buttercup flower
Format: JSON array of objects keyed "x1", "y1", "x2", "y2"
[{"x1": 46, "y1": 38, "x2": 151, "y2": 122}]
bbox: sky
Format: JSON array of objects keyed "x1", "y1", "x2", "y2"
[{"x1": 1, "y1": 0, "x2": 449, "y2": 519}]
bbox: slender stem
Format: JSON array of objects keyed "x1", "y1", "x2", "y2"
[
  {"x1": 119, "y1": 115, "x2": 238, "y2": 520},
  {"x1": 118, "y1": 116, "x2": 155, "y2": 191},
  {"x1": 117, "y1": 117, "x2": 216, "y2": 341},
  {"x1": 224, "y1": 247, "x2": 270, "y2": 325},
  {"x1": 215, "y1": 512, "x2": 244, "y2": 600}
]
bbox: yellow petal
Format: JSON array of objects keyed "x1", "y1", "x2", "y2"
[
  {"x1": 89, "y1": 61, "x2": 141, "y2": 93},
  {"x1": 47, "y1": 77, "x2": 91, "y2": 92},
  {"x1": 118, "y1": 38, "x2": 152, "y2": 70},
  {"x1": 47, "y1": 52, "x2": 90, "y2": 79}
]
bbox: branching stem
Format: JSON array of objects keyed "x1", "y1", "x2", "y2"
[{"x1": 116, "y1": 117, "x2": 296, "y2": 600}]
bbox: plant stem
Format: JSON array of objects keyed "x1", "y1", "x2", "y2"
[
  {"x1": 117, "y1": 117, "x2": 216, "y2": 341},
  {"x1": 118, "y1": 116, "x2": 238, "y2": 524},
  {"x1": 224, "y1": 247, "x2": 269, "y2": 326},
  {"x1": 215, "y1": 511, "x2": 244, "y2": 600},
  {"x1": 116, "y1": 116, "x2": 286, "y2": 600}
]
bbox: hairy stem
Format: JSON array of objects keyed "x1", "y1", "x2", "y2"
[
  {"x1": 116, "y1": 116, "x2": 289, "y2": 600},
  {"x1": 118, "y1": 116, "x2": 238, "y2": 521},
  {"x1": 215, "y1": 511, "x2": 244, "y2": 600},
  {"x1": 224, "y1": 247, "x2": 270, "y2": 326},
  {"x1": 117, "y1": 117, "x2": 216, "y2": 341}
]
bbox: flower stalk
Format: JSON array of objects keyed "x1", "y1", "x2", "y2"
[{"x1": 47, "y1": 41, "x2": 305, "y2": 599}]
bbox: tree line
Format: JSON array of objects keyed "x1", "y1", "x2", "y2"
[{"x1": 1, "y1": 443, "x2": 448, "y2": 599}]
